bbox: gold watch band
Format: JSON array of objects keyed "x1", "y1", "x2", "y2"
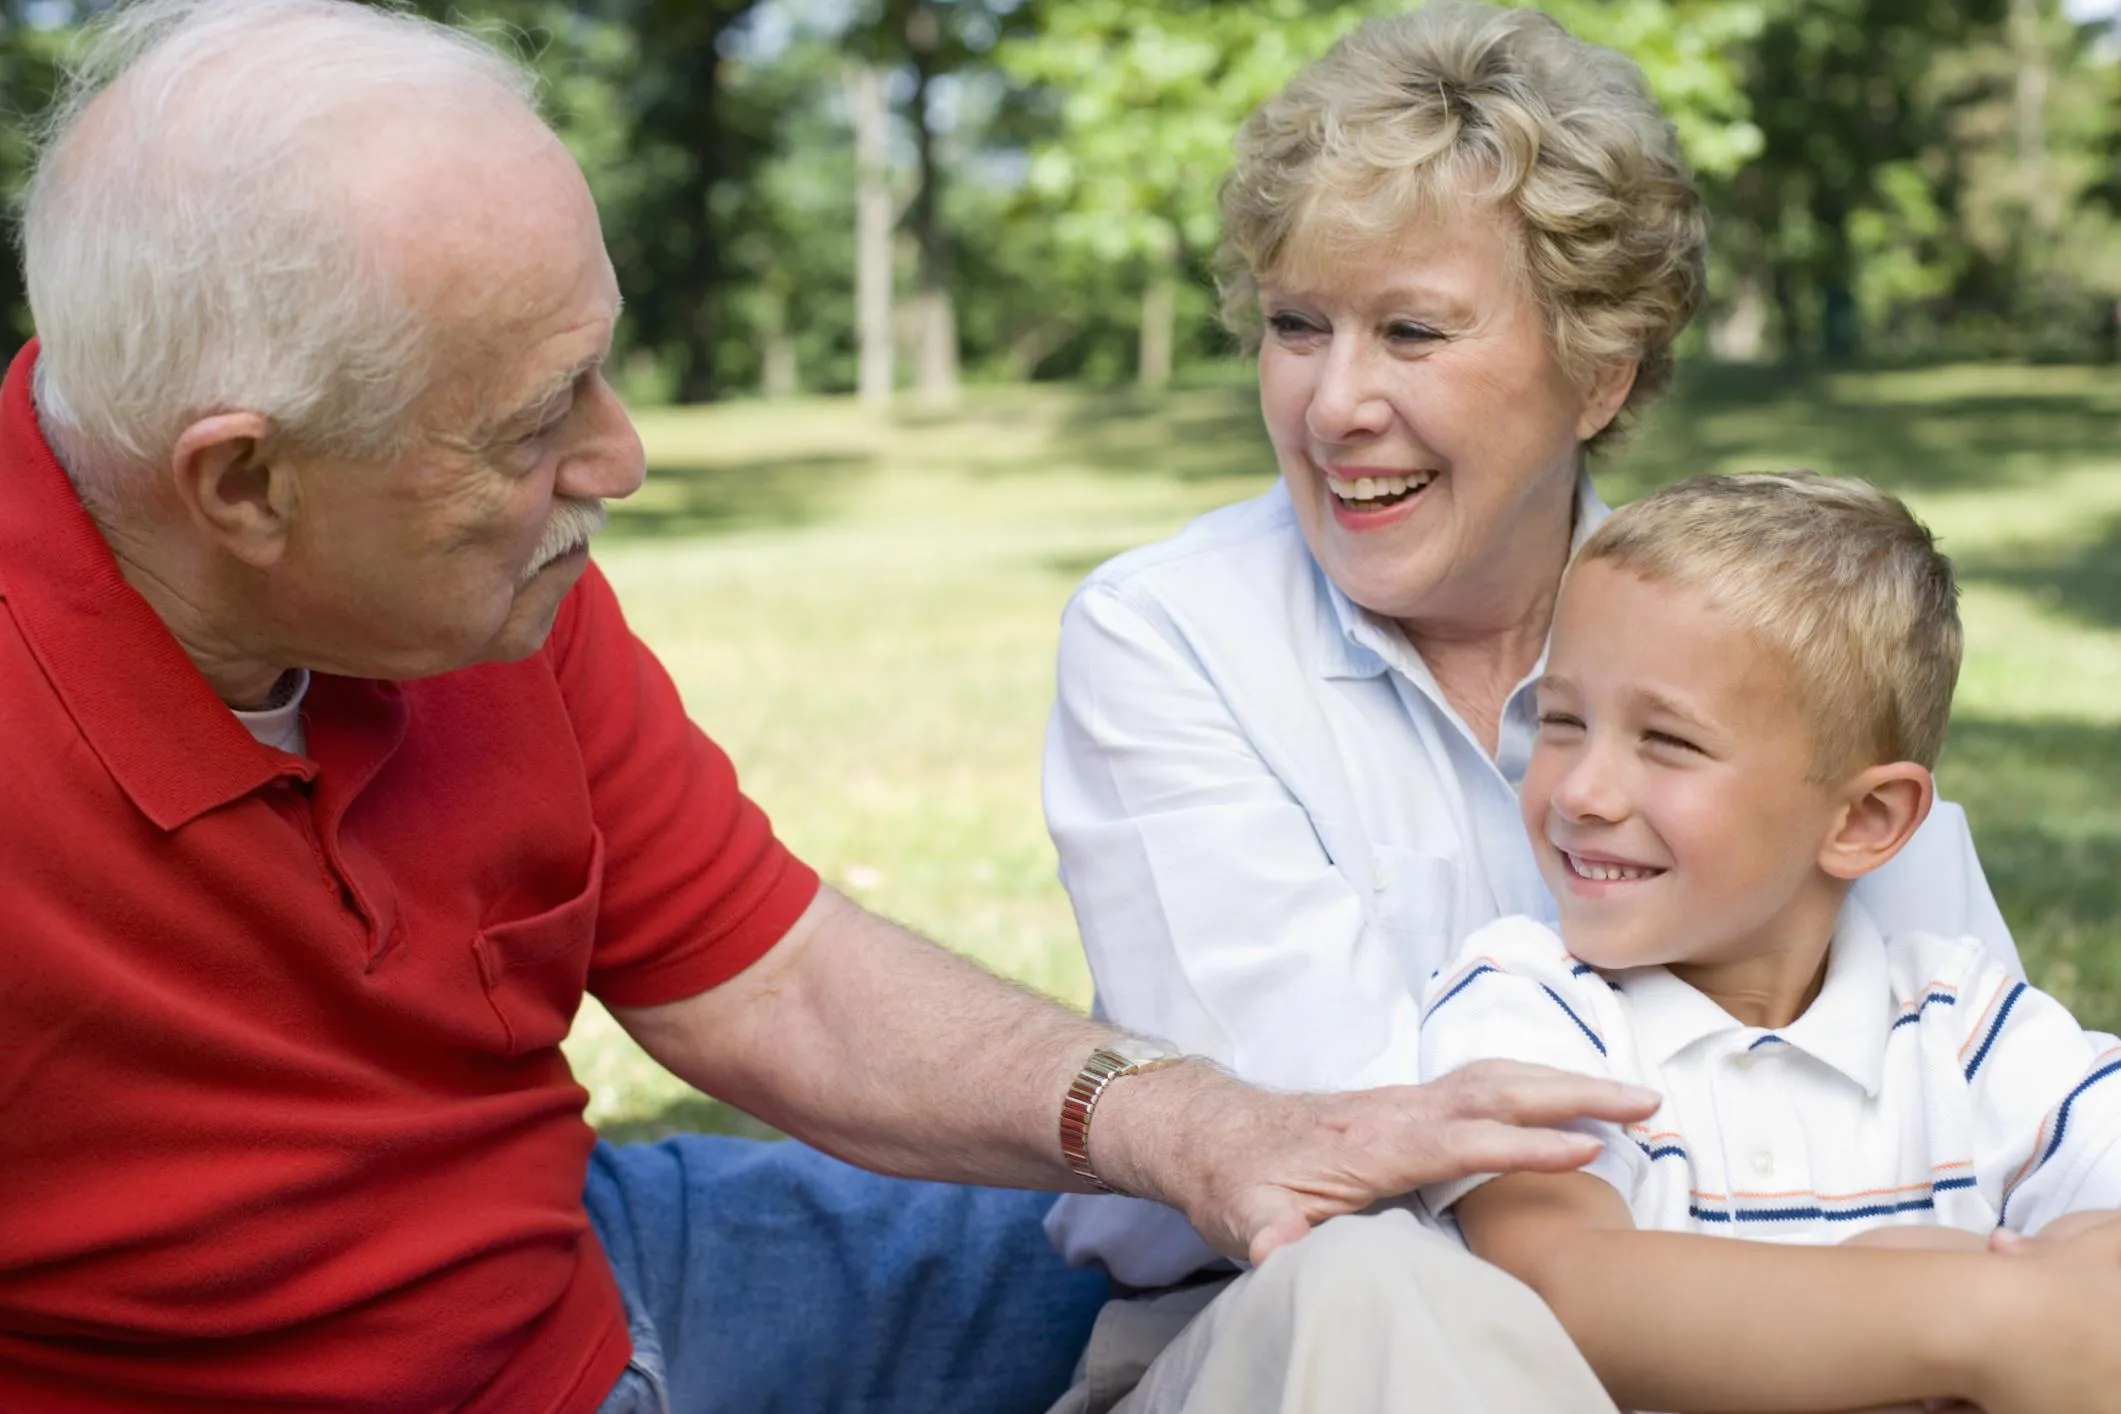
[{"x1": 1059, "y1": 1044, "x2": 1183, "y2": 1192}]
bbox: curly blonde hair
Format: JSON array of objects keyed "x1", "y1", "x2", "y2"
[{"x1": 1217, "y1": 2, "x2": 1705, "y2": 450}]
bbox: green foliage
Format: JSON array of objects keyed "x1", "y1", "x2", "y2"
[{"x1": 2, "y1": 0, "x2": 2118, "y2": 387}]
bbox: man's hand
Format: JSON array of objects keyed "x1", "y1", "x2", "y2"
[{"x1": 1090, "y1": 1059, "x2": 1660, "y2": 1265}]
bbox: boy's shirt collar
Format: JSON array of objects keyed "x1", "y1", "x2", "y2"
[{"x1": 1610, "y1": 902, "x2": 1892, "y2": 1096}]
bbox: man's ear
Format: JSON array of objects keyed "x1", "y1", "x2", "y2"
[
  {"x1": 1575, "y1": 358, "x2": 1639, "y2": 444},
  {"x1": 168, "y1": 412, "x2": 297, "y2": 568},
  {"x1": 1819, "y1": 762, "x2": 1934, "y2": 881}
]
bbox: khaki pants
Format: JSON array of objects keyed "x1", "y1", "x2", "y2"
[{"x1": 1050, "y1": 1208, "x2": 1619, "y2": 1414}]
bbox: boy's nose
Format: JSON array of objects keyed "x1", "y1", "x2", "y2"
[{"x1": 1551, "y1": 750, "x2": 1629, "y2": 824}]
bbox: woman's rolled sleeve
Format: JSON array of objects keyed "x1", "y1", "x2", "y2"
[{"x1": 1044, "y1": 581, "x2": 1420, "y2": 1089}]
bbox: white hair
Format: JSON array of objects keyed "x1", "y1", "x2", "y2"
[{"x1": 20, "y1": 0, "x2": 541, "y2": 509}]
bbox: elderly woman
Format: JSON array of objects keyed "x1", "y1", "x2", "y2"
[{"x1": 1042, "y1": 4, "x2": 2018, "y2": 1410}]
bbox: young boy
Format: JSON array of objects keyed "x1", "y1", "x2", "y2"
[{"x1": 1418, "y1": 472, "x2": 2121, "y2": 1414}]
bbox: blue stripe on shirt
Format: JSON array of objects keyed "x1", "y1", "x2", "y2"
[
  {"x1": 1964, "y1": 982, "x2": 2027, "y2": 1081},
  {"x1": 1537, "y1": 982, "x2": 1607, "y2": 1057},
  {"x1": 1999, "y1": 1056, "x2": 2121, "y2": 1226}
]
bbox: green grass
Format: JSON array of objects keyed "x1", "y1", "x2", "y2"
[{"x1": 564, "y1": 362, "x2": 2121, "y2": 1140}]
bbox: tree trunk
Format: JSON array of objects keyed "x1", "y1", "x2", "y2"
[
  {"x1": 1138, "y1": 263, "x2": 1176, "y2": 391},
  {"x1": 849, "y1": 61, "x2": 894, "y2": 410},
  {"x1": 2009, "y1": 0, "x2": 2062, "y2": 326},
  {"x1": 911, "y1": 289, "x2": 958, "y2": 407},
  {"x1": 903, "y1": 2, "x2": 958, "y2": 408},
  {"x1": 1709, "y1": 272, "x2": 1768, "y2": 362}
]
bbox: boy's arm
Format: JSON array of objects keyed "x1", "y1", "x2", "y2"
[{"x1": 1453, "y1": 1169, "x2": 2117, "y2": 1414}]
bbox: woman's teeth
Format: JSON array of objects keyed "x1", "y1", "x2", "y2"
[
  {"x1": 1329, "y1": 470, "x2": 1436, "y2": 507},
  {"x1": 1567, "y1": 853, "x2": 1660, "y2": 882}
]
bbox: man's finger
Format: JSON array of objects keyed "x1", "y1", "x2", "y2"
[
  {"x1": 1408, "y1": 1120, "x2": 1604, "y2": 1185},
  {"x1": 1433, "y1": 1065, "x2": 1661, "y2": 1127},
  {"x1": 1246, "y1": 1209, "x2": 1314, "y2": 1268}
]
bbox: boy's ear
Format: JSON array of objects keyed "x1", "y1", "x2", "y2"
[{"x1": 1818, "y1": 762, "x2": 1935, "y2": 881}]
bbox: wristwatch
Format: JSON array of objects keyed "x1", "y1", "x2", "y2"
[{"x1": 1059, "y1": 1039, "x2": 1186, "y2": 1193}]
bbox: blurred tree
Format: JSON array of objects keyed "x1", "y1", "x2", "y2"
[
  {"x1": 0, "y1": 1, "x2": 68, "y2": 358},
  {"x1": 840, "y1": 0, "x2": 1034, "y2": 407},
  {"x1": 1001, "y1": 0, "x2": 1764, "y2": 389}
]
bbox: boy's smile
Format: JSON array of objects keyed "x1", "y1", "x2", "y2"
[{"x1": 1522, "y1": 560, "x2": 1857, "y2": 1021}]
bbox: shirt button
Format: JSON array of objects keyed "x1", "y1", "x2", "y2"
[
  {"x1": 1751, "y1": 1150, "x2": 1776, "y2": 1178},
  {"x1": 1369, "y1": 860, "x2": 1389, "y2": 891},
  {"x1": 1732, "y1": 1052, "x2": 1760, "y2": 1071}
]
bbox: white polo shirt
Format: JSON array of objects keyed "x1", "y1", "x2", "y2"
[
  {"x1": 1420, "y1": 907, "x2": 2121, "y2": 1238},
  {"x1": 1043, "y1": 476, "x2": 2024, "y2": 1285}
]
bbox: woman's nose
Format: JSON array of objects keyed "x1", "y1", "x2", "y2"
[{"x1": 1305, "y1": 341, "x2": 1393, "y2": 444}]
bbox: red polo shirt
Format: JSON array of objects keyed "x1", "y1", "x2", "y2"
[{"x1": 0, "y1": 343, "x2": 820, "y2": 1411}]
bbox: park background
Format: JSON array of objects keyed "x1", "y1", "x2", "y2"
[{"x1": 3, "y1": 0, "x2": 2120, "y2": 1140}]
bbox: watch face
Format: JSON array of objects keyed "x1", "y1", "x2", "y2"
[{"x1": 1111, "y1": 1040, "x2": 1184, "y2": 1070}]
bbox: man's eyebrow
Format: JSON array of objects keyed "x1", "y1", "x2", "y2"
[{"x1": 482, "y1": 307, "x2": 624, "y2": 441}]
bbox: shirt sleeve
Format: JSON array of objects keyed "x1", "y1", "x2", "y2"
[
  {"x1": 1854, "y1": 800, "x2": 2023, "y2": 980},
  {"x1": 1417, "y1": 917, "x2": 1646, "y2": 1218},
  {"x1": 1948, "y1": 949, "x2": 2121, "y2": 1233},
  {"x1": 546, "y1": 561, "x2": 820, "y2": 1008},
  {"x1": 1043, "y1": 581, "x2": 1422, "y2": 1088},
  {"x1": 1042, "y1": 581, "x2": 1425, "y2": 1285}
]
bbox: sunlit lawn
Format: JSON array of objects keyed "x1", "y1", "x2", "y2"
[{"x1": 567, "y1": 361, "x2": 2121, "y2": 1141}]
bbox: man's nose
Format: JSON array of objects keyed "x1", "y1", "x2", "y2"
[{"x1": 560, "y1": 376, "x2": 646, "y2": 503}]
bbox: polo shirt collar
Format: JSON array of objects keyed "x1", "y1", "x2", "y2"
[
  {"x1": 1614, "y1": 901, "x2": 1892, "y2": 1096},
  {"x1": 0, "y1": 341, "x2": 311, "y2": 829},
  {"x1": 1316, "y1": 468, "x2": 1611, "y2": 684},
  {"x1": 1777, "y1": 902, "x2": 1892, "y2": 1095}
]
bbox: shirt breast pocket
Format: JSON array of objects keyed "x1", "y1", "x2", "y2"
[
  {"x1": 472, "y1": 828, "x2": 604, "y2": 1055},
  {"x1": 1368, "y1": 846, "x2": 1457, "y2": 993}
]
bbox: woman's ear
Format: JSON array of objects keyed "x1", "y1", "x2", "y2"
[
  {"x1": 1575, "y1": 359, "x2": 1639, "y2": 443},
  {"x1": 1819, "y1": 762, "x2": 1935, "y2": 881}
]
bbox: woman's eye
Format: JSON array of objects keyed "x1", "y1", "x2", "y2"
[
  {"x1": 1266, "y1": 312, "x2": 1323, "y2": 339},
  {"x1": 1385, "y1": 321, "x2": 1441, "y2": 343}
]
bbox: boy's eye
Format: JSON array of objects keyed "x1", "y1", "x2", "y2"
[
  {"x1": 1645, "y1": 730, "x2": 1701, "y2": 754},
  {"x1": 1536, "y1": 711, "x2": 1584, "y2": 732}
]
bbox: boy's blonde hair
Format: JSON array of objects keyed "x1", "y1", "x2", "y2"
[{"x1": 1575, "y1": 472, "x2": 1962, "y2": 777}]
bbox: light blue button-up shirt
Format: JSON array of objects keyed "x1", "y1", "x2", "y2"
[{"x1": 1042, "y1": 477, "x2": 2021, "y2": 1286}]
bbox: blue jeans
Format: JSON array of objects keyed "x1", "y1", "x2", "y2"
[{"x1": 584, "y1": 1136, "x2": 1107, "y2": 1414}]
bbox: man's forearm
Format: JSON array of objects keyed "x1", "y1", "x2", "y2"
[
  {"x1": 611, "y1": 885, "x2": 1184, "y2": 1190},
  {"x1": 615, "y1": 887, "x2": 1667, "y2": 1263}
]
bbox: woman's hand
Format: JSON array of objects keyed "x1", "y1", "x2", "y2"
[
  {"x1": 1094, "y1": 1057, "x2": 1660, "y2": 1265},
  {"x1": 1955, "y1": 1221, "x2": 2121, "y2": 1413}
]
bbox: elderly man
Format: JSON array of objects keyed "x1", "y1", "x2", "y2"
[{"x1": 0, "y1": 2, "x2": 1660, "y2": 1411}]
